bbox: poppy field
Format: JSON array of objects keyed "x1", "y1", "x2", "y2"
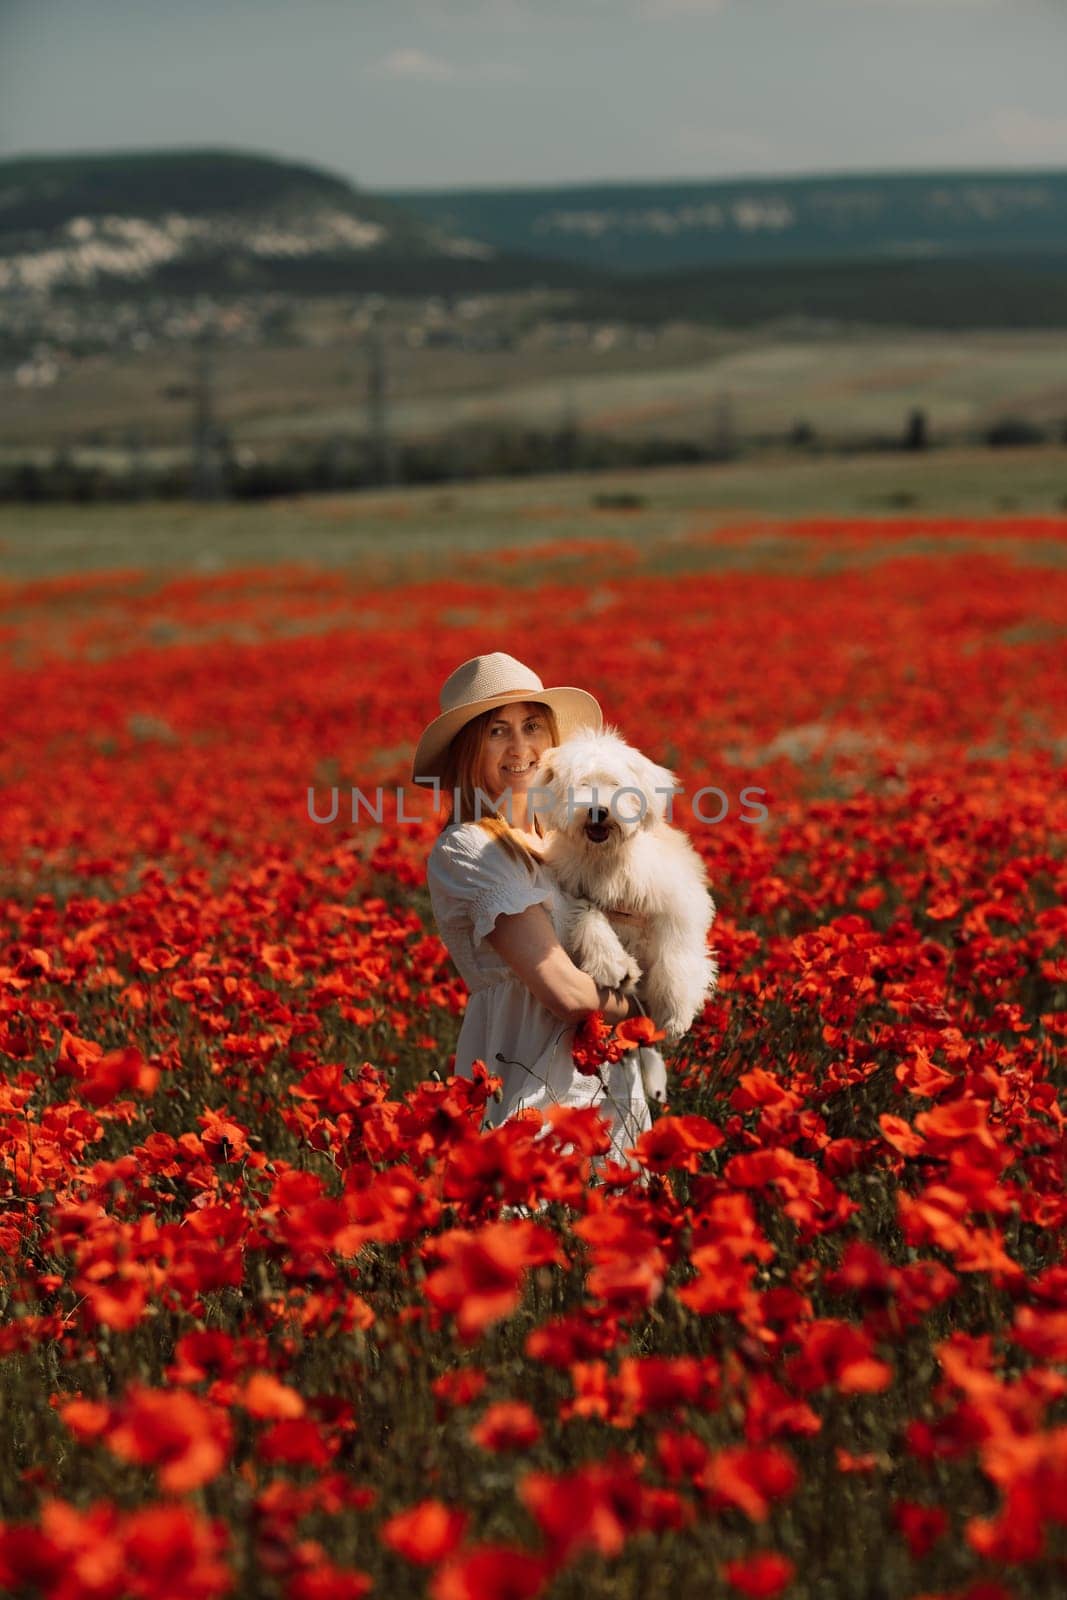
[{"x1": 1, "y1": 512, "x2": 1065, "y2": 1600}]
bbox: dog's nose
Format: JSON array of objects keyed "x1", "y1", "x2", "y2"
[{"x1": 588, "y1": 806, "x2": 609, "y2": 825}]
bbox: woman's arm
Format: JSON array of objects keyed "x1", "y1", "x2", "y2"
[{"x1": 486, "y1": 903, "x2": 638, "y2": 1026}]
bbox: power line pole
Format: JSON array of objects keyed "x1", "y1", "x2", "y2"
[
  {"x1": 366, "y1": 310, "x2": 395, "y2": 486},
  {"x1": 191, "y1": 330, "x2": 225, "y2": 500},
  {"x1": 125, "y1": 425, "x2": 147, "y2": 500},
  {"x1": 710, "y1": 392, "x2": 736, "y2": 463},
  {"x1": 557, "y1": 390, "x2": 580, "y2": 472}
]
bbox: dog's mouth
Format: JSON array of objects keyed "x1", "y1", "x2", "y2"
[{"x1": 584, "y1": 821, "x2": 612, "y2": 844}]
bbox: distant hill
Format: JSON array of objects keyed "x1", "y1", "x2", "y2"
[
  {"x1": 3, "y1": 150, "x2": 1067, "y2": 328},
  {"x1": 382, "y1": 169, "x2": 1067, "y2": 274},
  {"x1": 0, "y1": 148, "x2": 597, "y2": 298}
]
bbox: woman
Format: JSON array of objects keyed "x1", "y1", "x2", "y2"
[{"x1": 413, "y1": 652, "x2": 661, "y2": 1177}]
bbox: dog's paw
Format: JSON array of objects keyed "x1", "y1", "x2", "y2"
[
  {"x1": 617, "y1": 952, "x2": 643, "y2": 991},
  {"x1": 584, "y1": 947, "x2": 642, "y2": 990},
  {"x1": 569, "y1": 906, "x2": 641, "y2": 991},
  {"x1": 660, "y1": 1010, "x2": 693, "y2": 1042}
]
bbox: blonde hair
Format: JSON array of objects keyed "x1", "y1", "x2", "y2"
[{"x1": 439, "y1": 701, "x2": 560, "y2": 871}]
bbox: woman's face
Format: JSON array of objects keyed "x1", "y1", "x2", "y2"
[{"x1": 480, "y1": 701, "x2": 553, "y2": 805}]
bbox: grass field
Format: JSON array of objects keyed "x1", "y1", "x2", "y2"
[
  {"x1": 1, "y1": 447, "x2": 1066, "y2": 581},
  {"x1": 5, "y1": 326, "x2": 1067, "y2": 464}
]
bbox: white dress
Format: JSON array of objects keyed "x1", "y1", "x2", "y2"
[{"x1": 426, "y1": 821, "x2": 656, "y2": 1175}]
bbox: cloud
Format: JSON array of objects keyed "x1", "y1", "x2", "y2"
[
  {"x1": 988, "y1": 107, "x2": 1067, "y2": 160},
  {"x1": 630, "y1": 0, "x2": 1010, "y2": 14},
  {"x1": 627, "y1": 0, "x2": 1014, "y2": 19},
  {"x1": 370, "y1": 48, "x2": 523, "y2": 83},
  {"x1": 886, "y1": 104, "x2": 1067, "y2": 168},
  {"x1": 635, "y1": 0, "x2": 729, "y2": 14},
  {"x1": 830, "y1": 0, "x2": 1005, "y2": 5},
  {"x1": 372, "y1": 49, "x2": 456, "y2": 82},
  {"x1": 835, "y1": 0, "x2": 1011, "y2": 7}
]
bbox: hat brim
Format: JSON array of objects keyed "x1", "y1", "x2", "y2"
[{"x1": 412, "y1": 686, "x2": 603, "y2": 785}]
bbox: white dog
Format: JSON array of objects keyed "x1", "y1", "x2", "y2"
[{"x1": 532, "y1": 726, "x2": 717, "y2": 1044}]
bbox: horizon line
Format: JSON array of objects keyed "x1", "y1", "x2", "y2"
[{"x1": 1, "y1": 141, "x2": 1065, "y2": 197}]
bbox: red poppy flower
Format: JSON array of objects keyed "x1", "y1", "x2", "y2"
[
  {"x1": 613, "y1": 1014, "x2": 666, "y2": 1049},
  {"x1": 699, "y1": 1447, "x2": 799, "y2": 1521},
  {"x1": 105, "y1": 1386, "x2": 231, "y2": 1492},
  {"x1": 636, "y1": 1113, "x2": 723, "y2": 1173},
  {"x1": 421, "y1": 1221, "x2": 563, "y2": 1343},
  {"x1": 288, "y1": 1564, "x2": 374, "y2": 1600},
  {"x1": 380, "y1": 1499, "x2": 468, "y2": 1564},
  {"x1": 470, "y1": 1401, "x2": 542, "y2": 1451},
  {"x1": 786, "y1": 1320, "x2": 892, "y2": 1395},
  {"x1": 120, "y1": 1503, "x2": 231, "y2": 1598},
  {"x1": 429, "y1": 1543, "x2": 551, "y2": 1600},
  {"x1": 431, "y1": 1368, "x2": 488, "y2": 1409},
  {"x1": 82, "y1": 1047, "x2": 160, "y2": 1106},
  {"x1": 239, "y1": 1373, "x2": 306, "y2": 1420},
  {"x1": 258, "y1": 1420, "x2": 336, "y2": 1469},
  {"x1": 571, "y1": 1012, "x2": 622, "y2": 1073},
  {"x1": 520, "y1": 1454, "x2": 644, "y2": 1560},
  {"x1": 893, "y1": 1500, "x2": 949, "y2": 1558},
  {"x1": 723, "y1": 1551, "x2": 796, "y2": 1598},
  {"x1": 58, "y1": 1397, "x2": 111, "y2": 1442}
]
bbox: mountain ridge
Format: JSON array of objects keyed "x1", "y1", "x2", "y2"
[
  {"x1": 0, "y1": 146, "x2": 595, "y2": 298},
  {"x1": 382, "y1": 167, "x2": 1067, "y2": 274},
  {"x1": 2, "y1": 149, "x2": 1066, "y2": 320}
]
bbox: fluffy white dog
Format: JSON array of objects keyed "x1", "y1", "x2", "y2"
[{"x1": 531, "y1": 726, "x2": 718, "y2": 1043}]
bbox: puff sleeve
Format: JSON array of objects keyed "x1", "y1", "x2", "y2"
[{"x1": 427, "y1": 824, "x2": 555, "y2": 950}]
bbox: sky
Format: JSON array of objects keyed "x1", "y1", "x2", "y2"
[{"x1": 1, "y1": 0, "x2": 1065, "y2": 193}]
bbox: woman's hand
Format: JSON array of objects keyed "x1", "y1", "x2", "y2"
[{"x1": 595, "y1": 984, "x2": 640, "y2": 1024}]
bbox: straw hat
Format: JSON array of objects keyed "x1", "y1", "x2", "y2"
[{"x1": 412, "y1": 653, "x2": 602, "y2": 784}]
